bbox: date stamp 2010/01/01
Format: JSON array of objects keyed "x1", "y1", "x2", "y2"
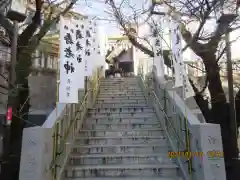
[{"x1": 168, "y1": 151, "x2": 224, "y2": 158}]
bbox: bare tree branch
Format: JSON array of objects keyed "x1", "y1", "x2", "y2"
[
  {"x1": 106, "y1": 0, "x2": 154, "y2": 57},
  {"x1": 18, "y1": 0, "x2": 43, "y2": 49}
]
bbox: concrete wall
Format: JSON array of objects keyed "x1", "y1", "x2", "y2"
[
  {"x1": 28, "y1": 69, "x2": 56, "y2": 113},
  {"x1": 0, "y1": 68, "x2": 56, "y2": 113},
  {"x1": 0, "y1": 67, "x2": 56, "y2": 126}
]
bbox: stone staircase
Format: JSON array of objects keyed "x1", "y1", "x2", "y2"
[{"x1": 63, "y1": 77, "x2": 182, "y2": 180}]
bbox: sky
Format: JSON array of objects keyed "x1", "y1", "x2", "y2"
[
  {"x1": 73, "y1": 0, "x2": 150, "y2": 37},
  {"x1": 74, "y1": 0, "x2": 121, "y2": 36},
  {"x1": 65, "y1": 0, "x2": 240, "y2": 61}
]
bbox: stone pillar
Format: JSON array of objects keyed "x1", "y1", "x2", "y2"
[
  {"x1": 78, "y1": 89, "x2": 85, "y2": 103},
  {"x1": 19, "y1": 127, "x2": 53, "y2": 180},
  {"x1": 191, "y1": 123, "x2": 226, "y2": 180}
]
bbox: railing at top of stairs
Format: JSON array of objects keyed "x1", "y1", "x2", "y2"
[
  {"x1": 137, "y1": 65, "x2": 227, "y2": 180},
  {"x1": 18, "y1": 67, "x2": 103, "y2": 180}
]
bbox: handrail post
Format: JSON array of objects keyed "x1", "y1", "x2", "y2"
[
  {"x1": 163, "y1": 88, "x2": 168, "y2": 129},
  {"x1": 84, "y1": 76, "x2": 88, "y2": 109},
  {"x1": 51, "y1": 124, "x2": 57, "y2": 180}
]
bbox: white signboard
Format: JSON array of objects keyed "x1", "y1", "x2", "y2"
[
  {"x1": 59, "y1": 16, "x2": 78, "y2": 103},
  {"x1": 74, "y1": 18, "x2": 85, "y2": 89},
  {"x1": 10, "y1": 0, "x2": 27, "y2": 15}
]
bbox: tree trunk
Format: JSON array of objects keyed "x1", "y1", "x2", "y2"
[
  {"x1": 235, "y1": 89, "x2": 240, "y2": 128},
  {"x1": 201, "y1": 52, "x2": 239, "y2": 180},
  {"x1": 0, "y1": 1, "x2": 77, "y2": 179},
  {"x1": 202, "y1": 53, "x2": 226, "y2": 104},
  {"x1": 189, "y1": 79, "x2": 212, "y2": 122},
  {"x1": 9, "y1": 48, "x2": 32, "y2": 180}
]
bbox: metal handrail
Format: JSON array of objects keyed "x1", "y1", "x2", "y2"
[
  {"x1": 49, "y1": 91, "x2": 88, "y2": 167},
  {"x1": 138, "y1": 70, "x2": 190, "y2": 180},
  {"x1": 151, "y1": 90, "x2": 185, "y2": 147},
  {"x1": 49, "y1": 68, "x2": 101, "y2": 180},
  {"x1": 138, "y1": 73, "x2": 185, "y2": 148}
]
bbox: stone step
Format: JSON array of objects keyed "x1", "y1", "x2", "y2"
[
  {"x1": 100, "y1": 80, "x2": 139, "y2": 83},
  {"x1": 97, "y1": 96, "x2": 146, "y2": 100},
  {"x1": 68, "y1": 153, "x2": 174, "y2": 166},
  {"x1": 88, "y1": 107, "x2": 154, "y2": 114},
  {"x1": 64, "y1": 164, "x2": 179, "y2": 178},
  {"x1": 100, "y1": 85, "x2": 140, "y2": 88},
  {"x1": 99, "y1": 89, "x2": 142, "y2": 93},
  {"x1": 87, "y1": 112, "x2": 156, "y2": 118},
  {"x1": 98, "y1": 93, "x2": 144, "y2": 97},
  {"x1": 99, "y1": 90, "x2": 142, "y2": 93},
  {"x1": 100, "y1": 83, "x2": 140, "y2": 85},
  {"x1": 75, "y1": 136, "x2": 167, "y2": 146},
  {"x1": 94, "y1": 102, "x2": 148, "y2": 106},
  {"x1": 79, "y1": 128, "x2": 164, "y2": 137},
  {"x1": 100, "y1": 86, "x2": 140, "y2": 88},
  {"x1": 100, "y1": 81, "x2": 139, "y2": 84},
  {"x1": 98, "y1": 92, "x2": 143, "y2": 95},
  {"x1": 72, "y1": 144, "x2": 170, "y2": 154},
  {"x1": 100, "y1": 79, "x2": 138, "y2": 83},
  {"x1": 70, "y1": 152, "x2": 170, "y2": 158},
  {"x1": 100, "y1": 77, "x2": 138, "y2": 80},
  {"x1": 84, "y1": 117, "x2": 159, "y2": 125},
  {"x1": 95, "y1": 99, "x2": 146, "y2": 104},
  {"x1": 100, "y1": 84, "x2": 140, "y2": 87},
  {"x1": 94, "y1": 103, "x2": 150, "y2": 108},
  {"x1": 99, "y1": 89, "x2": 143, "y2": 93},
  {"x1": 99, "y1": 87, "x2": 141, "y2": 89},
  {"x1": 99, "y1": 89, "x2": 142, "y2": 92},
  {"x1": 101, "y1": 78, "x2": 138, "y2": 81},
  {"x1": 101, "y1": 79, "x2": 138, "y2": 81},
  {"x1": 64, "y1": 177, "x2": 182, "y2": 180},
  {"x1": 63, "y1": 76, "x2": 182, "y2": 180},
  {"x1": 100, "y1": 82, "x2": 139, "y2": 85},
  {"x1": 82, "y1": 122, "x2": 161, "y2": 130},
  {"x1": 99, "y1": 85, "x2": 140, "y2": 88}
]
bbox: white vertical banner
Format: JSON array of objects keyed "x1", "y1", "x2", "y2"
[
  {"x1": 92, "y1": 20, "x2": 99, "y2": 69},
  {"x1": 99, "y1": 25, "x2": 107, "y2": 68},
  {"x1": 74, "y1": 18, "x2": 85, "y2": 89},
  {"x1": 85, "y1": 18, "x2": 94, "y2": 76},
  {"x1": 171, "y1": 17, "x2": 194, "y2": 98},
  {"x1": 170, "y1": 18, "x2": 184, "y2": 87},
  {"x1": 183, "y1": 60, "x2": 194, "y2": 99},
  {"x1": 95, "y1": 29, "x2": 103, "y2": 67},
  {"x1": 152, "y1": 24, "x2": 165, "y2": 81},
  {"x1": 59, "y1": 16, "x2": 78, "y2": 103},
  {"x1": 183, "y1": 72, "x2": 195, "y2": 99}
]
